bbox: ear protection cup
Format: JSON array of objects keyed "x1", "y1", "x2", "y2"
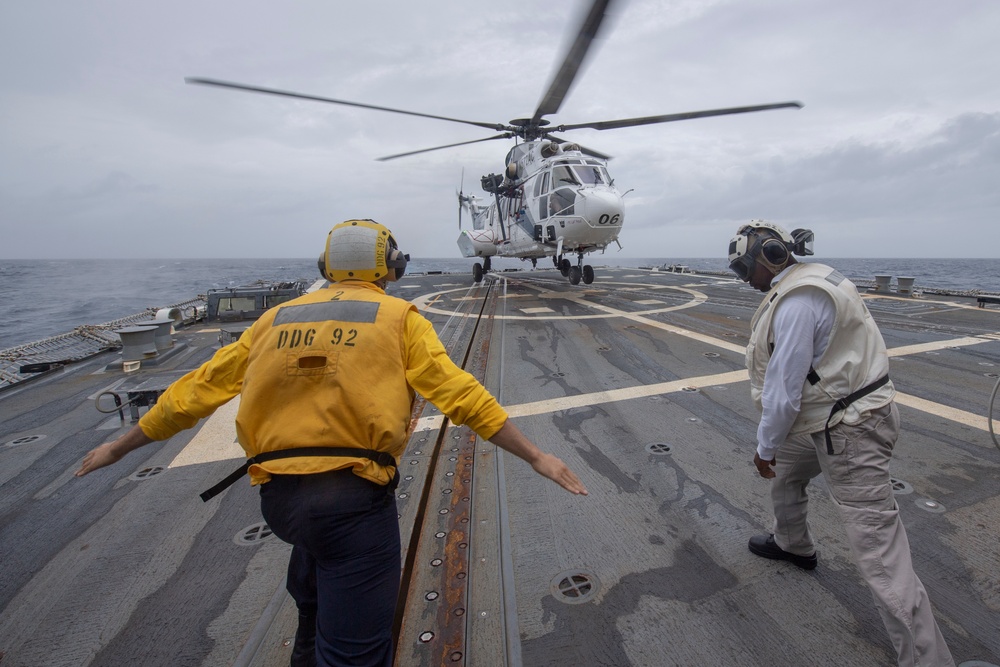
[
  {"x1": 729, "y1": 220, "x2": 812, "y2": 281},
  {"x1": 385, "y1": 238, "x2": 408, "y2": 281},
  {"x1": 317, "y1": 251, "x2": 331, "y2": 281},
  {"x1": 760, "y1": 238, "x2": 790, "y2": 266}
]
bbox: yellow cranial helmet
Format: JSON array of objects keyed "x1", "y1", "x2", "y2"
[{"x1": 318, "y1": 219, "x2": 408, "y2": 283}]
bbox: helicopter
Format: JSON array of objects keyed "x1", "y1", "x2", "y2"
[{"x1": 186, "y1": 0, "x2": 801, "y2": 285}]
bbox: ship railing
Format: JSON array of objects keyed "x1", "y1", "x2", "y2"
[{"x1": 0, "y1": 297, "x2": 206, "y2": 391}]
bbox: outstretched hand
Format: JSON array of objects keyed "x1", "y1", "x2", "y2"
[
  {"x1": 76, "y1": 442, "x2": 124, "y2": 476},
  {"x1": 488, "y1": 419, "x2": 588, "y2": 495},
  {"x1": 75, "y1": 424, "x2": 154, "y2": 477},
  {"x1": 530, "y1": 452, "x2": 589, "y2": 495}
]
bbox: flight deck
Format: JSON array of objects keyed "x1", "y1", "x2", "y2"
[{"x1": 1, "y1": 266, "x2": 998, "y2": 666}]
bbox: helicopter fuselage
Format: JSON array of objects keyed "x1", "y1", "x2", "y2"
[{"x1": 458, "y1": 141, "x2": 623, "y2": 267}]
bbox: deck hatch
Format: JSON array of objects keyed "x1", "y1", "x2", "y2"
[
  {"x1": 129, "y1": 466, "x2": 165, "y2": 480},
  {"x1": 4, "y1": 434, "x2": 46, "y2": 447},
  {"x1": 646, "y1": 443, "x2": 673, "y2": 455},
  {"x1": 550, "y1": 569, "x2": 600, "y2": 604},
  {"x1": 890, "y1": 477, "x2": 914, "y2": 495},
  {"x1": 234, "y1": 522, "x2": 274, "y2": 545}
]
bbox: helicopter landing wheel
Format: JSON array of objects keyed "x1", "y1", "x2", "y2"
[
  {"x1": 583, "y1": 265, "x2": 594, "y2": 284},
  {"x1": 483, "y1": 257, "x2": 492, "y2": 272},
  {"x1": 559, "y1": 258, "x2": 571, "y2": 276},
  {"x1": 473, "y1": 262, "x2": 483, "y2": 283},
  {"x1": 569, "y1": 266, "x2": 582, "y2": 285}
]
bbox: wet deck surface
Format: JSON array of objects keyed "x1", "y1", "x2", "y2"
[{"x1": 1, "y1": 266, "x2": 998, "y2": 666}]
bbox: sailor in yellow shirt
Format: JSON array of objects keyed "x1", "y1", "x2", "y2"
[{"x1": 77, "y1": 219, "x2": 587, "y2": 667}]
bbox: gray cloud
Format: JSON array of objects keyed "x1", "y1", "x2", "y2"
[{"x1": 1, "y1": 0, "x2": 999, "y2": 259}]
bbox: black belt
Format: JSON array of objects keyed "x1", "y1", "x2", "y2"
[
  {"x1": 823, "y1": 374, "x2": 890, "y2": 454},
  {"x1": 200, "y1": 447, "x2": 397, "y2": 502}
]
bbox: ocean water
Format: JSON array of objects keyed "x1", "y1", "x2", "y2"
[{"x1": 1, "y1": 256, "x2": 998, "y2": 351}]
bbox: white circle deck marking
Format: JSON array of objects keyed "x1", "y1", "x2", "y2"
[{"x1": 411, "y1": 281, "x2": 707, "y2": 321}]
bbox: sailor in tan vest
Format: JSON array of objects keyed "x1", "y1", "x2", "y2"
[
  {"x1": 728, "y1": 221, "x2": 953, "y2": 667},
  {"x1": 77, "y1": 219, "x2": 588, "y2": 667}
]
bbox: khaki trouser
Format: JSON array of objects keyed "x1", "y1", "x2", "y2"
[{"x1": 770, "y1": 403, "x2": 954, "y2": 667}]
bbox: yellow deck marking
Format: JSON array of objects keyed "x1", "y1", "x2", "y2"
[
  {"x1": 168, "y1": 283, "x2": 1000, "y2": 464},
  {"x1": 887, "y1": 336, "x2": 993, "y2": 356},
  {"x1": 893, "y1": 392, "x2": 990, "y2": 432},
  {"x1": 415, "y1": 415, "x2": 446, "y2": 431},
  {"x1": 505, "y1": 370, "x2": 749, "y2": 418},
  {"x1": 863, "y1": 293, "x2": 1000, "y2": 313},
  {"x1": 169, "y1": 396, "x2": 244, "y2": 467}
]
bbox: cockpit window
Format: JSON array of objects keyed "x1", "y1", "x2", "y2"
[
  {"x1": 573, "y1": 165, "x2": 608, "y2": 185},
  {"x1": 551, "y1": 165, "x2": 580, "y2": 187}
]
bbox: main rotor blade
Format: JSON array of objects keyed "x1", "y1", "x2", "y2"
[
  {"x1": 553, "y1": 101, "x2": 803, "y2": 132},
  {"x1": 376, "y1": 134, "x2": 513, "y2": 162},
  {"x1": 186, "y1": 77, "x2": 507, "y2": 132},
  {"x1": 532, "y1": 0, "x2": 614, "y2": 124}
]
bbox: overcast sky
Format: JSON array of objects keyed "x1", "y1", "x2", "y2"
[{"x1": 2, "y1": 0, "x2": 999, "y2": 260}]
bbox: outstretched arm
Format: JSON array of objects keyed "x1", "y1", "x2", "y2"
[
  {"x1": 488, "y1": 419, "x2": 588, "y2": 495},
  {"x1": 76, "y1": 424, "x2": 155, "y2": 476}
]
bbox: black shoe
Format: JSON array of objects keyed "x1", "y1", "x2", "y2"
[{"x1": 748, "y1": 534, "x2": 817, "y2": 570}]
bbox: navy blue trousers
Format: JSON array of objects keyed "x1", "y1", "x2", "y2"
[{"x1": 259, "y1": 469, "x2": 401, "y2": 667}]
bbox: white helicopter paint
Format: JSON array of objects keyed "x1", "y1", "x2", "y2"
[
  {"x1": 456, "y1": 140, "x2": 623, "y2": 286},
  {"x1": 186, "y1": 0, "x2": 800, "y2": 286}
]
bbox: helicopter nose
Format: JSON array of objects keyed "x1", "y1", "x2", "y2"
[{"x1": 578, "y1": 188, "x2": 623, "y2": 227}]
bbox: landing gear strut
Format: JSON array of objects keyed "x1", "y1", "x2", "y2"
[
  {"x1": 558, "y1": 253, "x2": 594, "y2": 285},
  {"x1": 472, "y1": 257, "x2": 492, "y2": 283}
]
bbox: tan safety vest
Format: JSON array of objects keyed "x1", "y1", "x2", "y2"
[{"x1": 746, "y1": 263, "x2": 894, "y2": 436}]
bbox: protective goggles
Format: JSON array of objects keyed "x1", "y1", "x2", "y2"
[
  {"x1": 729, "y1": 252, "x2": 756, "y2": 282},
  {"x1": 728, "y1": 232, "x2": 797, "y2": 281}
]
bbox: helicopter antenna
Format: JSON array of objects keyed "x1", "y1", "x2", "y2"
[{"x1": 457, "y1": 168, "x2": 465, "y2": 230}]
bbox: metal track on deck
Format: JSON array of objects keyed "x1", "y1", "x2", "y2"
[{"x1": 392, "y1": 277, "x2": 505, "y2": 666}]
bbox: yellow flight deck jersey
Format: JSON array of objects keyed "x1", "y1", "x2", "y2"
[{"x1": 138, "y1": 281, "x2": 509, "y2": 486}]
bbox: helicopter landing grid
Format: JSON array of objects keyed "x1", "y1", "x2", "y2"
[{"x1": 0, "y1": 267, "x2": 998, "y2": 666}]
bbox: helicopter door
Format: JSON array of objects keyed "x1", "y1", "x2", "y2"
[
  {"x1": 536, "y1": 171, "x2": 550, "y2": 221},
  {"x1": 549, "y1": 187, "x2": 575, "y2": 216},
  {"x1": 508, "y1": 188, "x2": 529, "y2": 233},
  {"x1": 548, "y1": 164, "x2": 579, "y2": 216}
]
